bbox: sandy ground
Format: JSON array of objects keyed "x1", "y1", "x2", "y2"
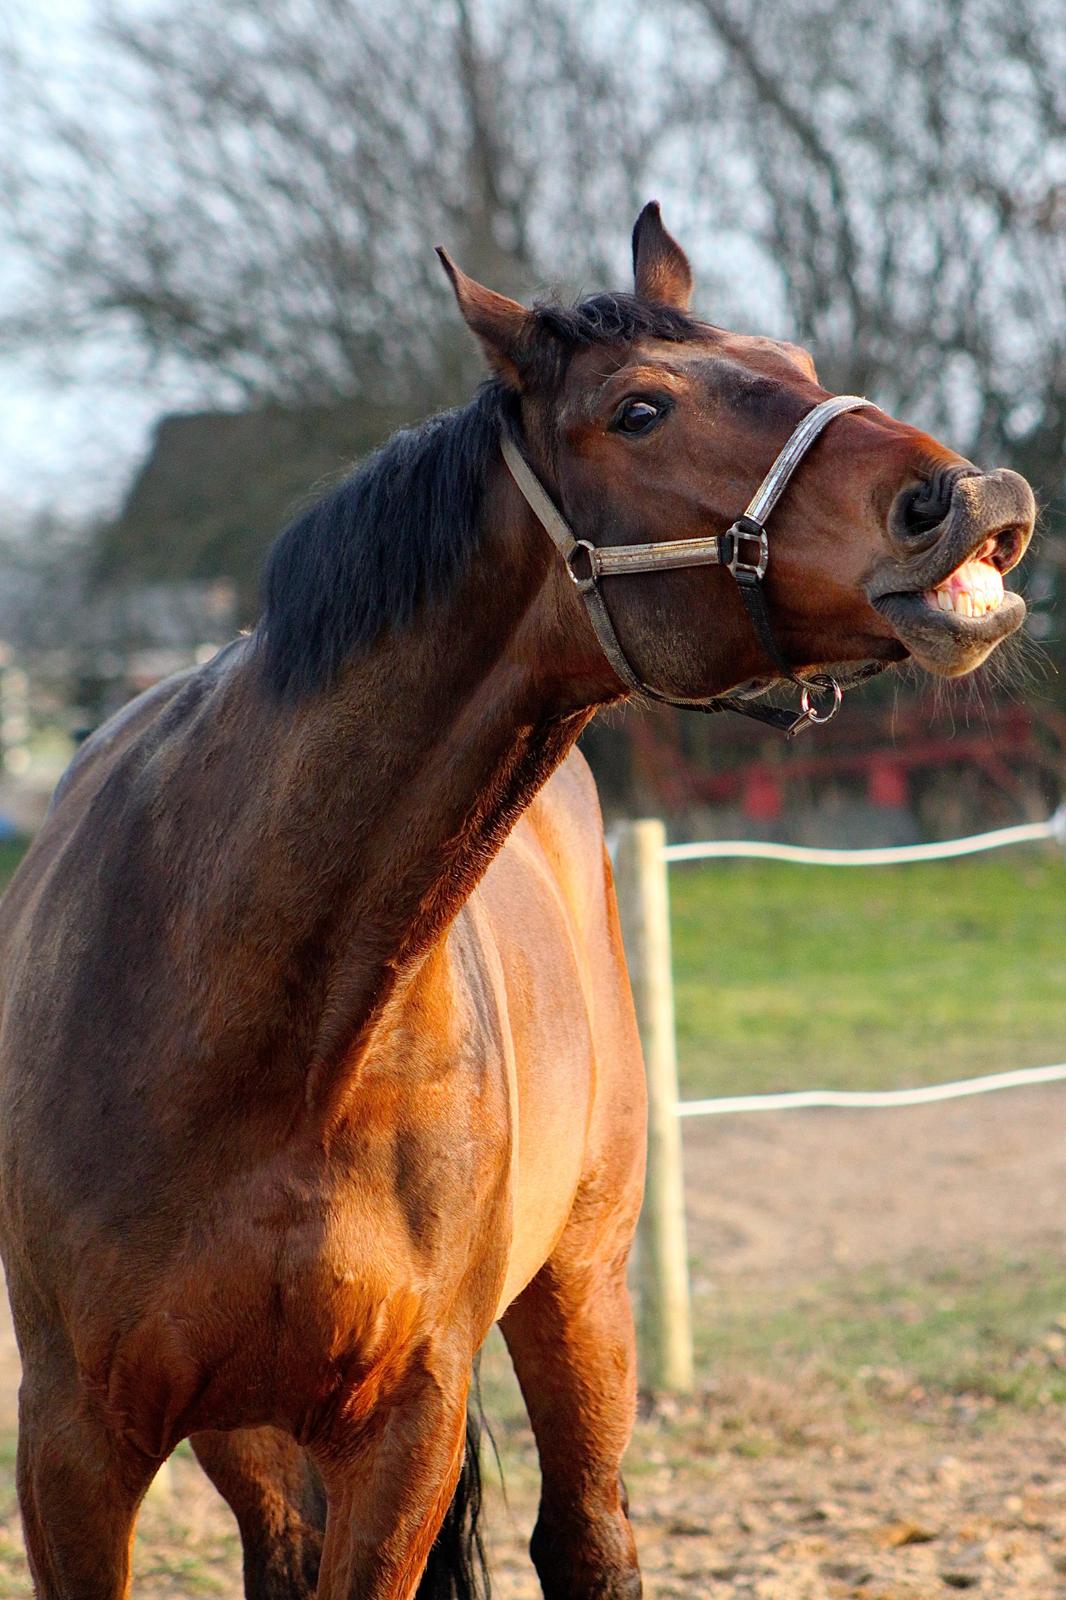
[
  {"x1": 0, "y1": 1083, "x2": 1064, "y2": 1596},
  {"x1": 681, "y1": 1083, "x2": 1066, "y2": 1282}
]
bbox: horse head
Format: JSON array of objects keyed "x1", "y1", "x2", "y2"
[{"x1": 439, "y1": 204, "x2": 1034, "y2": 718}]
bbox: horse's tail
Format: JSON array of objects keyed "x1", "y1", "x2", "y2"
[{"x1": 416, "y1": 1374, "x2": 491, "y2": 1600}]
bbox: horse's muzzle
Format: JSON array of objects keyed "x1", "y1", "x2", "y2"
[{"x1": 866, "y1": 467, "x2": 1036, "y2": 676}]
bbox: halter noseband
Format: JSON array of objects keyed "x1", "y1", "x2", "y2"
[{"x1": 502, "y1": 392, "x2": 879, "y2": 737}]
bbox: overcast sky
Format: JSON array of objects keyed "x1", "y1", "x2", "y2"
[
  {"x1": 0, "y1": 360, "x2": 179, "y2": 525},
  {"x1": 0, "y1": 0, "x2": 802, "y2": 535},
  {"x1": 0, "y1": 1, "x2": 156, "y2": 524}
]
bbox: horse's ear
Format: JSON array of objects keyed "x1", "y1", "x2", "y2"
[
  {"x1": 436, "y1": 248, "x2": 531, "y2": 388},
  {"x1": 631, "y1": 201, "x2": 693, "y2": 311}
]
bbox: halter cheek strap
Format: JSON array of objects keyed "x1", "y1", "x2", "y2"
[{"x1": 501, "y1": 392, "x2": 879, "y2": 737}]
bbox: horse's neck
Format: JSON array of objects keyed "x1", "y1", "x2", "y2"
[{"x1": 205, "y1": 493, "x2": 595, "y2": 1078}]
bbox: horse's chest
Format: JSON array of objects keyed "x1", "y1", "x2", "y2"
[{"x1": 87, "y1": 1136, "x2": 508, "y2": 1451}]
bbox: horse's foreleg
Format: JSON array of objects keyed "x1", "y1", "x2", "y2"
[
  {"x1": 17, "y1": 1363, "x2": 157, "y2": 1600},
  {"x1": 501, "y1": 1243, "x2": 642, "y2": 1599},
  {"x1": 310, "y1": 1348, "x2": 473, "y2": 1600},
  {"x1": 190, "y1": 1426, "x2": 326, "y2": 1599}
]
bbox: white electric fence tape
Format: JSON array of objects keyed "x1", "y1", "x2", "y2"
[
  {"x1": 678, "y1": 1063, "x2": 1066, "y2": 1119},
  {"x1": 662, "y1": 804, "x2": 1066, "y2": 867},
  {"x1": 619, "y1": 805, "x2": 1066, "y2": 1119}
]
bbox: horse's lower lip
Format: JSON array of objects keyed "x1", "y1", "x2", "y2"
[{"x1": 871, "y1": 589, "x2": 1026, "y2": 675}]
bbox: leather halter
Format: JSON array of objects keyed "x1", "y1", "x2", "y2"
[{"x1": 502, "y1": 392, "x2": 879, "y2": 737}]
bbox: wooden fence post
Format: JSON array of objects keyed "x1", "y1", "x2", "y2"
[{"x1": 615, "y1": 818, "x2": 694, "y2": 1394}]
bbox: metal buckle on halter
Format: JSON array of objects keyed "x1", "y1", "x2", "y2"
[
  {"x1": 721, "y1": 515, "x2": 769, "y2": 582},
  {"x1": 565, "y1": 539, "x2": 598, "y2": 592}
]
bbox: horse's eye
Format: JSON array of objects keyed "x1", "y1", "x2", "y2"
[{"x1": 612, "y1": 398, "x2": 664, "y2": 435}]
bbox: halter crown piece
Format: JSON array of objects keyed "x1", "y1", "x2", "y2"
[{"x1": 502, "y1": 392, "x2": 879, "y2": 737}]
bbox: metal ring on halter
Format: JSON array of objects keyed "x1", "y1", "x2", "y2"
[
  {"x1": 799, "y1": 675, "x2": 844, "y2": 725},
  {"x1": 566, "y1": 540, "x2": 598, "y2": 592}
]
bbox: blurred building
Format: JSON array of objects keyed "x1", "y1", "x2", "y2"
[{"x1": 97, "y1": 398, "x2": 415, "y2": 623}]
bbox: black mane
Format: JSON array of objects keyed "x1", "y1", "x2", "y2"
[
  {"x1": 257, "y1": 292, "x2": 697, "y2": 698},
  {"x1": 257, "y1": 380, "x2": 508, "y2": 699}
]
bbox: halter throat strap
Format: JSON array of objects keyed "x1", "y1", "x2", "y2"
[{"x1": 501, "y1": 392, "x2": 874, "y2": 736}]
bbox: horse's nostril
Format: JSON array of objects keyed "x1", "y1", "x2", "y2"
[
  {"x1": 896, "y1": 477, "x2": 955, "y2": 538},
  {"x1": 989, "y1": 522, "x2": 1028, "y2": 573}
]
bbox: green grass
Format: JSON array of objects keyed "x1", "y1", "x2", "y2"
[
  {"x1": 477, "y1": 1256, "x2": 1066, "y2": 1432},
  {"x1": 0, "y1": 841, "x2": 26, "y2": 895},
  {"x1": 670, "y1": 852, "x2": 1066, "y2": 1096},
  {"x1": 692, "y1": 1254, "x2": 1066, "y2": 1411}
]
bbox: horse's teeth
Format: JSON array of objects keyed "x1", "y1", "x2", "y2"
[{"x1": 927, "y1": 558, "x2": 1004, "y2": 619}]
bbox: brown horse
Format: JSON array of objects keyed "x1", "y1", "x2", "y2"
[{"x1": 0, "y1": 205, "x2": 1034, "y2": 1600}]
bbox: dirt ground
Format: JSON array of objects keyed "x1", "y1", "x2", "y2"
[
  {"x1": 1, "y1": 1084, "x2": 1064, "y2": 1597},
  {"x1": 681, "y1": 1083, "x2": 1066, "y2": 1280}
]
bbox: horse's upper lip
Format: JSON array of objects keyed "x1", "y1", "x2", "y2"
[
  {"x1": 868, "y1": 524, "x2": 1028, "y2": 605},
  {"x1": 864, "y1": 469, "x2": 1034, "y2": 676},
  {"x1": 868, "y1": 467, "x2": 1034, "y2": 604}
]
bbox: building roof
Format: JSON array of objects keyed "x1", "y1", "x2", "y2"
[{"x1": 95, "y1": 396, "x2": 417, "y2": 622}]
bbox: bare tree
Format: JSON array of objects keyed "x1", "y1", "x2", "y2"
[
  {"x1": 7, "y1": 0, "x2": 1066, "y2": 475},
  {"x1": 0, "y1": 0, "x2": 665, "y2": 411},
  {"x1": 671, "y1": 0, "x2": 1066, "y2": 477},
  {"x1": 4, "y1": 0, "x2": 1064, "y2": 681}
]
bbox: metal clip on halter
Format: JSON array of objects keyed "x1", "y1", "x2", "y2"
[
  {"x1": 565, "y1": 540, "x2": 598, "y2": 592},
  {"x1": 501, "y1": 392, "x2": 877, "y2": 735},
  {"x1": 721, "y1": 515, "x2": 769, "y2": 583}
]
